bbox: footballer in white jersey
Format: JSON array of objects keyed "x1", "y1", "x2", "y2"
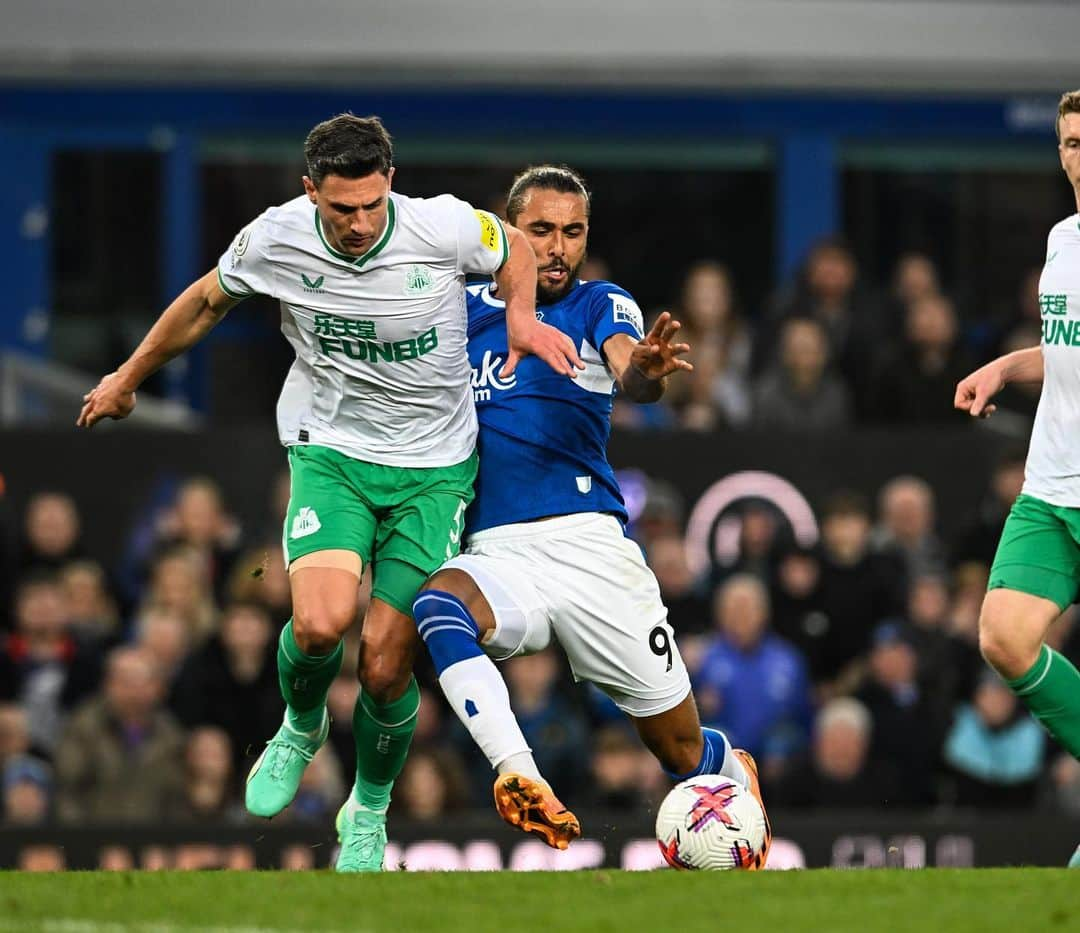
[
  {"x1": 955, "y1": 91, "x2": 1080, "y2": 867},
  {"x1": 78, "y1": 114, "x2": 583, "y2": 873}
]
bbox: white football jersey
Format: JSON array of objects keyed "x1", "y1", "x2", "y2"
[
  {"x1": 216, "y1": 191, "x2": 509, "y2": 467},
  {"x1": 1024, "y1": 214, "x2": 1080, "y2": 505}
]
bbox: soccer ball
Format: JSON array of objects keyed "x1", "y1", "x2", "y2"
[{"x1": 655, "y1": 775, "x2": 767, "y2": 870}]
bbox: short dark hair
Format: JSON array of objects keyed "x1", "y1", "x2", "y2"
[
  {"x1": 506, "y1": 164, "x2": 591, "y2": 223},
  {"x1": 1057, "y1": 90, "x2": 1080, "y2": 141},
  {"x1": 304, "y1": 114, "x2": 393, "y2": 187},
  {"x1": 821, "y1": 490, "x2": 870, "y2": 521}
]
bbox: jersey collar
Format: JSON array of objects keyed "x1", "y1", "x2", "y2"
[
  {"x1": 483, "y1": 278, "x2": 585, "y2": 308},
  {"x1": 314, "y1": 197, "x2": 396, "y2": 269}
]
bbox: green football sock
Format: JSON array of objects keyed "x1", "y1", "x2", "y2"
[
  {"x1": 1007, "y1": 644, "x2": 1080, "y2": 759},
  {"x1": 352, "y1": 677, "x2": 421, "y2": 812},
  {"x1": 277, "y1": 620, "x2": 343, "y2": 734}
]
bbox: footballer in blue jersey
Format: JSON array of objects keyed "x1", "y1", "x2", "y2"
[{"x1": 411, "y1": 165, "x2": 771, "y2": 868}]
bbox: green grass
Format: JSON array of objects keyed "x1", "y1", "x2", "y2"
[{"x1": 0, "y1": 870, "x2": 1075, "y2": 933}]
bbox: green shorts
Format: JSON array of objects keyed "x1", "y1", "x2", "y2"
[
  {"x1": 988, "y1": 493, "x2": 1080, "y2": 610},
  {"x1": 282, "y1": 444, "x2": 477, "y2": 616}
]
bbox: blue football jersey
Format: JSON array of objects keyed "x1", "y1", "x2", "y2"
[{"x1": 464, "y1": 278, "x2": 645, "y2": 536}]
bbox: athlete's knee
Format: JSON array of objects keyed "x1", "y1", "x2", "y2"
[
  {"x1": 291, "y1": 603, "x2": 354, "y2": 654},
  {"x1": 357, "y1": 645, "x2": 414, "y2": 704},
  {"x1": 978, "y1": 599, "x2": 1040, "y2": 679}
]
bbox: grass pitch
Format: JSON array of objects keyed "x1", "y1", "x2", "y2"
[{"x1": 0, "y1": 869, "x2": 1074, "y2": 933}]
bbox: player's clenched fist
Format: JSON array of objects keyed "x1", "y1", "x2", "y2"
[
  {"x1": 502, "y1": 320, "x2": 585, "y2": 379},
  {"x1": 954, "y1": 360, "x2": 1005, "y2": 419},
  {"x1": 77, "y1": 372, "x2": 136, "y2": 428}
]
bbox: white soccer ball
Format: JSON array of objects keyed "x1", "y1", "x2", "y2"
[{"x1": 655, "y1": 775, "x2": 768, "y2": 870}]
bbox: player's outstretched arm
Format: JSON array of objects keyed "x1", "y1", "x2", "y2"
[
  {"x1": 954, "y1": 346, "x2": 1043, "y2": 419},
  {"x1": 497, "y1": 226, "x2": 584, "y2": 380},
  {"x1": 76, "y1": 269, "x2": 238, "y2": 428},
  {"x1": 605, "y1": 311, "x2": 693, "y2": 403}
]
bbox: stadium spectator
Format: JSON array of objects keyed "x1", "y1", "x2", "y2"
[
  {"x1": 693, "y1": 574, "x2": 812, "y2": 771},
  {"x1": 771, "y1": 697, "x2": 899, "y2": 808},
  {"x1": 722, "y1": 502, "x2": 789, "y2": 582},
  {"x1": 903, "y1": 572, "x2": 963, "y2": 723},
  {"x1": 503, "y1": 651, "x2": 590, "y2": 800},
  {"x1": 58, "y1": 560, "x2": 120, "y2": 645},
  {"x1": 139, "y1": 546, "x2": 218, "y2": 644},
  {"x1": 671, "y1": 260, "x2": 754, "y2": 430},
  {"x1": 873, "y1": 475, "x2": 946, "y2": 579},
  {"x1": 134, "y1": 607, "x2": 192, "y2": 691},
  {"x1": 811, "y1": 491, "x2": 905, "y2": 691},
  {"x1": 752, "y1": 317, "x2": 852, "y2": 433},
  {"x1": 856, "y1": 622, "x2": 942, "y2": 806},
  {"x1": 943, "y1": 672, "x2": 1045, "y2": 809},
  {"x1": 769, "y1": 542, "x2": 827, "y2": 666},
  {"x1": 2, "y1": 755, "x2": 52, "y2": 825},
  {"x1": 0, "y1": 703, "x2": 32, "y2": 767},
  {"x1": 891, "y1": 252, "x2": 942, "y2": 322},
  {"x1": 54, "y1": 647, "x2": 186, "y2": 823},
  {"x1": 18, "y1": 492, "x2": 83, "y2": 574},
  {"x1": 584, "y1": 726, "x2": 653, "y2": 810},
  {"x1": 994, "y1": 265, "x2": 1044, "y2": 357},
  {"x1": 765, "y1": 236, "x2": 882, "y2": 407},
  {"x1": 151, "y1": 478, "x2": 243, "y2": 604},
  {"x1": 648, "y1": 535, "x2": 710, "y2": 635},
  {"x1": 0, "y1": 572, "x2": 103, "y2": 754},
  {"x1": 180, "y1": 726, "x2": 240, "y2": 822},
  {"x1": 868, "y1": 294, "x2": 974, "y2": 424},
  {"x1": 395, "y1": 748, "x2": 469, "y2": 821},
  {"x1": 952, "y1": 447, "x2": 1027, "y2": 570},
  {"x1": 170, "y1": 602, "x2": 281, "y2": 779}
]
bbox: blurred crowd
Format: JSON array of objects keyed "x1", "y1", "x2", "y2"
[
  {"x1": 604, "y1": 241, "x2": 1041, "y2": 434},
  {"x1": 0, "y1": 243, "x2": 1064, "y2": 829},
  {"x1": 2, "y1": 433, "x2": 1078, "y2": 829}
]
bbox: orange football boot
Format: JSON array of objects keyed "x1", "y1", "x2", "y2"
[
  {"x1": 734, "y1": 749, "x2": 772, "y2": 870},
  {"x1": 493, "y1": 774, "x2": 582, "y2": 851}
]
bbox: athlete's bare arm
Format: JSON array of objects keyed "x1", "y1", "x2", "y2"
[
  {"x1": 77, "y1": 269, "x2": 239, "y2": 428},
  {"x1": 604, "y1": 311, "x2": 693, "y2": 403},
  {"x1": 497, "y1": 225, "x2": 584, "y2": 380},
  {"x1": 954, "y1": 346, "x2": 1044, "y2": 419}
]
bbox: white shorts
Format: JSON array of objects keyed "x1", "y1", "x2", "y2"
[{"x1": 444, "y1": 512, "x2": 691, "y2": 717}]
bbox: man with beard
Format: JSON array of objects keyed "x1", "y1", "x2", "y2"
[
  {"x1": 410, "y1": 165, "x2": 772, "y2": 867},
  {"x1": 77, "y1": 116, "x2": 581, "y2": 872}
]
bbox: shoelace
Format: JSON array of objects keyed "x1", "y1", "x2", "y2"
[
  {"x1": 265, "y1": 737, "x2": 315, "y2": 780},
  {"x1": 339, "y1": 822, "x2": 381, "y2": 865}
]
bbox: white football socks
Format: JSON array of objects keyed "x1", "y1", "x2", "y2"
[{"x1": 438, "y1": 654, "x2": 541, "y2": 779}]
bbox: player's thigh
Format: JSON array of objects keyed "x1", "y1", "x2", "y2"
[
  {"x1": 282, "y1": 444, "x2": 377, "y2": 568},
  {"x1": 546, "y1": 516, "x2": 691, "y2": 717},
  {"x1": 372, "y1": 454, "x2": 478, "y2": 615},
  {"x1": 440, "y1": 551, "x2": 552, "y2": 659},
  {"x1": 986, "y1": 494, "x2": 1078, "y2": 623}
]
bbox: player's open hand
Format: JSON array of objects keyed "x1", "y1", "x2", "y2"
[
  {"x1": 76, "y1": 371, "x2": 137, "y2": 428},
  {"x1": 502, "y1": 321, "x2": 585, "y2": 379},
  {"x1": 954, "y1": 360, "x2": 1005, "y2": 418},
  {"x1": 631, "y1": 312, "x2": 694, "y2": 382}
]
